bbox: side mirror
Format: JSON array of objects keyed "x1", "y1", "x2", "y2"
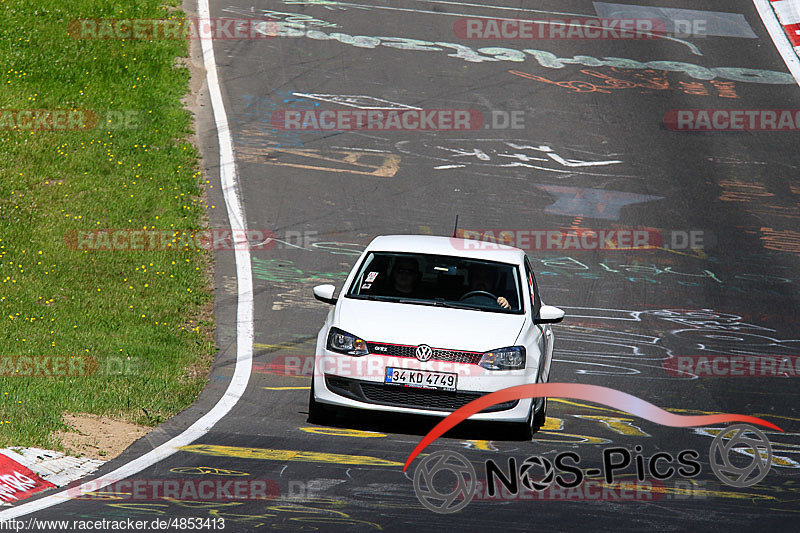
[
  {"x1": 536, "y1": 305, "x2": 565, "y2": 324},
  {"x1": 313, "y1": 284, "x2": 337, "y2": 305}
]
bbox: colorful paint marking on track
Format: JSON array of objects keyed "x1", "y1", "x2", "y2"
[{"x1": 179, "y1": 445, "x2": 402, "y2": 466}]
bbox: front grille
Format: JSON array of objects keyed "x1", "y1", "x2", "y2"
[
  {"x1": 325, "y1": 375, "x2": 518, "y2": 413},
  {"x1": 367, "y1": 342, "x2": 482, "y2": 365}
]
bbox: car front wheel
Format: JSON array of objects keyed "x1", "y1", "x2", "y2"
[
  {"x1": 513, "y1": 397, "x2": 546, "y2": 440},
  {"x1": 308, "y1": 376, "x2": 334, "y2": 425},
  {"x1": 533, "y1": 397, "x2": 547, "y2": 428}
]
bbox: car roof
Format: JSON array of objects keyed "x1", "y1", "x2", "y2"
[{"x1": 365, "y1": 235, "x2": 526, "y2": 265}]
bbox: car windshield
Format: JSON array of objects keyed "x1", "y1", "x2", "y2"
[{"x1": 346, "y1": 252, "x2": 523, "y2": 313}]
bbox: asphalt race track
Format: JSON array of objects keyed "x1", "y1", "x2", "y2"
[{"x1": 16, "y1": 0, "x2": 800, "y2": 531}]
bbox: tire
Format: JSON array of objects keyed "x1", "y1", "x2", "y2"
[
  {"x1": 533, "y1": 397, "x2": 547, "y2": 429},
  {"x1": 512, "y1": 401, "x2": 536, "y2": 441},
  {"x1": 513, "y1": 397, "x2": 546, "y2": 441},
  {"x1": 308, "y1": 377, "x2": 332, "y2": 425}
]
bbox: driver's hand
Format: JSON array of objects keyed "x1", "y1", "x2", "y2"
[{"x1": 497, "y1": 297, "x2": 511, "y2": 309}]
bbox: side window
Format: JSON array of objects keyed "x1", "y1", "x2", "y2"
[{"x1": 524, "y1": 258, "x2": 541, "y2": 318}]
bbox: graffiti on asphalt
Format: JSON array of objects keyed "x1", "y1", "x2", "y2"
[
  {"x1": 510, "y1": 68, "x2": 740, "y2": 97},
  {"x1": 531, "y1": 256, "x2": 799, "y2": 298},
  {"x1": 257, "y1": 16, "x2": 796, "y2": 84},
  {"x1": 395, "y1": 139, "x2": 632, "y2": 179},
  {"x1": 252, "y1": 257, "x2": 351, "y2": 283}
]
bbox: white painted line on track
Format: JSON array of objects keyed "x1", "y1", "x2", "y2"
[
  {"x1": 754, "y1": 0, "x2": 800, "y2": 87},
  {"x1": 0, "y1": 0, "x2": 254, "y2": 520}
]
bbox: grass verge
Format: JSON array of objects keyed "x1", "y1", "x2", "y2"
[{"x1": 0, "y1": 0, "x2": 216, "y2": 448}]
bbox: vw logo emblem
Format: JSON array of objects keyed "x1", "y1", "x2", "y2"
[{"x1": 415, "y1": 344, "x2": 433, "y2": 361}]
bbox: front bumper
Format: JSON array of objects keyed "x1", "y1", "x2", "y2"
[{"x1": 312, "y1": 350, "x2": 536, "y2": 422}]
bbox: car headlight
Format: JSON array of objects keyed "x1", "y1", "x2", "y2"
[
  {"x1": 327, "y1": 327, "x2": 369, "y2": 356},
  {"x1": 479, "y1": 346, "x2": 526, "y2": 370}
]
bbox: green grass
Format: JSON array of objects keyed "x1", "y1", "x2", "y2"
[{"x1": 0, "y1": 0, "x2": 216, "y2": 448}]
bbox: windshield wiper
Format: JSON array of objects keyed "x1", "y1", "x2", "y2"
[
  {"x1": 397, "y1": 298, "x2": 440, "y2": 306},
  {"x1": 435, "y1": 300, "x2": 517, "y2": 313},
  {"x1": 432, "y1": 301, "x2": 475, "y2": 310},
  {"x1": 353, "y1": 295, "x2": 398, "y2": 302},
  {"x1": 355, "y1": 295, "x2": 463, "y2": 308},
  {"x1": 354, "y1": 295, "x2": 437, "y2": 305}
]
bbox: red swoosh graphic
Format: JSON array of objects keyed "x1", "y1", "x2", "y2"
[{"x1": 403, "y1": 383, "x2": 783, "y2": 471}]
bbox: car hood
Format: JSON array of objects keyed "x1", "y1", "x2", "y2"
[{"x1": 335, "y1": 298, "x2": 527, "y2": 351}]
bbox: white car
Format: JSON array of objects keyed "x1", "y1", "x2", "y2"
[{"x1": 309, "y1": 235, "x2": 564, "y2": 438}]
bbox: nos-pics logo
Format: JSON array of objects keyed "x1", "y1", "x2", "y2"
[{"x1": 412, "y1": 424, "x2": 772, "y2": 514}]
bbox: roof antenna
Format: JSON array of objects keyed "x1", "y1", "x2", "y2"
[{"x1": 451, "y1": 215, "x2": 460, "y2": 238}]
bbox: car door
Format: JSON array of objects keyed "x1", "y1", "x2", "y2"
[{"x1": 524, "y1": 258, "x2": 552, "y2": 384}]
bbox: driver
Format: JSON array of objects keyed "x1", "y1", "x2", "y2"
[
  {"x1": 465, "y1": 264, "x2": 511, "y2": 309},
  {"x1": 384, "y1": 257, "x2": 424, "y2": 298}
]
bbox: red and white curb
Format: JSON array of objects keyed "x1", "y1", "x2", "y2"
[
  {"x1": 0, "y1": 449, "x2": 103, "y2": 505},
  {"x1": 771, "y1": 0, "x2": 800, "y2": 47},
  {"x1": 755, "y1": 0, "x2": 800, "y2": 86}
]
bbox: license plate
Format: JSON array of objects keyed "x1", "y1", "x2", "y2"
[{"x1": 384, "y1": 367, "x2": 457, "y2": 391}]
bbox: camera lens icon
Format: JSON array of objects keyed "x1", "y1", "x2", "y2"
[
  {"x1": 413, "y1": 450, "x2": 477, "y2": 514},
  {"x1": 709, "y1": 424, "x2": 772, "y2": 488}
]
